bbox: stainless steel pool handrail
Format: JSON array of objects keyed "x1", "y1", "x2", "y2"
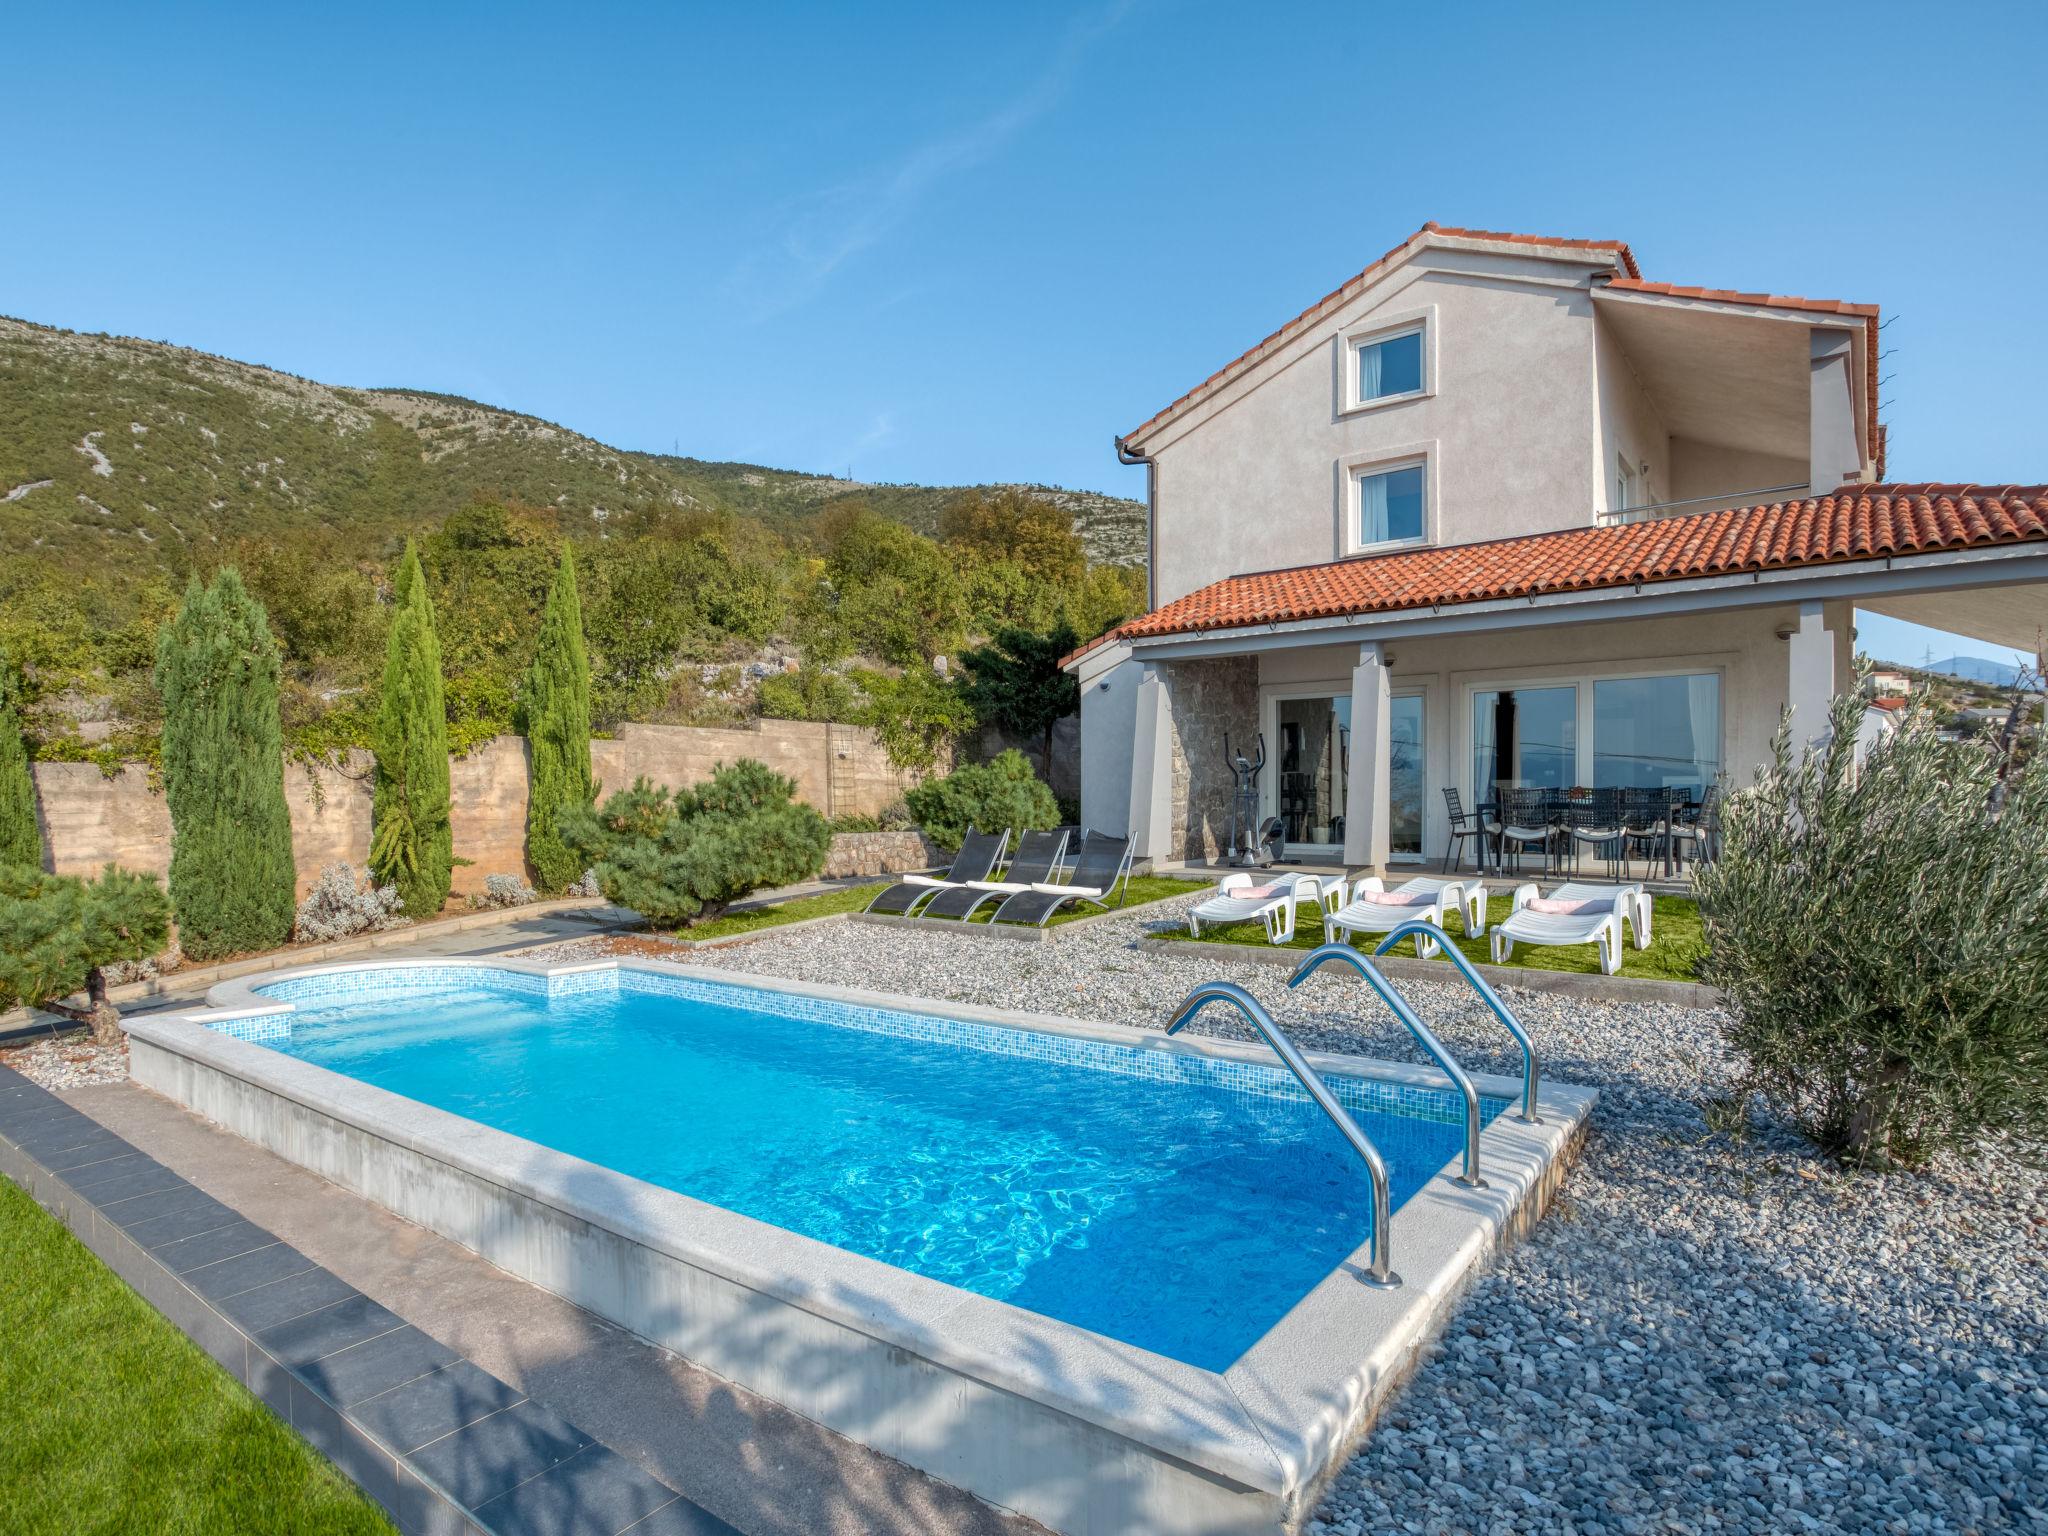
[
  {"x1": 1163, "y1": 980, "x2": 1399, "y2": 1288},
  {"x1": 1369, "y1": 921, "x2": 1542, "y2": 1123},
  {"x1": 1286, "y1": 944, "x2": 1486, "y2": 1189}
]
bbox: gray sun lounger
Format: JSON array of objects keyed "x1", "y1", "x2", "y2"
[
  {"x1": 864, "y1": 827, "x2": 1009, "y2": 916},
  {"x1": 989, "y1": 832, "x2": 1133, "y2": 927},
  {"x1": 918, "y1": 828, "x2": 1071, "y2": 920}
]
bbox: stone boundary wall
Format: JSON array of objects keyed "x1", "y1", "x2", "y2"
[
  {"x1": 821, "y1": 831, "x2": 941, "y2": 879},
  {"x1": 31, "y1": 720, "x2": 931, "y2": 899}
]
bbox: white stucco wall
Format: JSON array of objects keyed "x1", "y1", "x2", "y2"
[
  {"x1": 1145, "y1": 250, "x2": 1608, "y2": 604},
  {"x1": 1235, "y1": 600, "x2": 1850, "y2": 866},
  {"x1": 1669, "y1": 440, "x2": 1809, "y2": 504},
  {"x1": 1077, "y1": 648, "x2": 1140, "y2": 837},
  {"x1": 1594, "y1": 314, "x2": 1671, "y2": 514}
]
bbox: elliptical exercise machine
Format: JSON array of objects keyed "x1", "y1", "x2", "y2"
[{"x1": 1222, "y1": 733, "x2": 1286, "y2": 867}]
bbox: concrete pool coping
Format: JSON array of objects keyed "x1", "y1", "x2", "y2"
[{"x1": 130, "y1": 957, "x2": 1597, "y2": 1536}]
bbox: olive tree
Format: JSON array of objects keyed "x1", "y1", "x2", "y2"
[{"x1": 1696, "y1": 690, "x2": 2048, "y2": 1166}]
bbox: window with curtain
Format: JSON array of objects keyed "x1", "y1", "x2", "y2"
[
  {"x1": 1593, "y1": 674, "x2": 1720, "y2": 793},
  {"x1": 1355, "y1": 329, "x2": 1423, "y2": 403},
  {"x1": 1357, "y1": 463, "x2": 1425, "y2": 547},
  {"x1": 1471, "y1": 687, "x2": 1577, "y2": 796}
]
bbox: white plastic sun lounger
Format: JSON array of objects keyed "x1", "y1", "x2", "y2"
[
  {"x1": 1186, "y1": 871, "x2": 1335, "y2": 945},
  {"x1": 1322, "y1": 876, "x2": 1487, "y2": 958},
  {"x1": 1490, "y1": 882, "x2": 1638, "y2": 975},
  {"x1": 1546, "y1": 879, "x2": 1651, "y2": 949}
]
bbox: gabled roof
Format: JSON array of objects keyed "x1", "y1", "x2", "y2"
[
  {"x1": 1065, "y1": 484, "x2": 2048, "y2": 667},
  {"x1": 1120, "y1": 223, "x2": 1639, "y2": 447},
  {"x1": 1121, "y1": 223, "x2": 1884, "y2": 466}
]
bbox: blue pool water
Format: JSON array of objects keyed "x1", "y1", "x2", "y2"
[{"x1": 238, "y1": 966, "x2": 1506, "y2": 1370}]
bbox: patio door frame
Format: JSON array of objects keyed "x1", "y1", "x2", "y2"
[
  {"x1": 1456, "y1": 657, "x2": 1731, "y2": 806},
  {"x1": 1257, "y1": 682, "x2": 1429, "y2": 863},
  {"x1": 1258, "y1": 684, "x2": 1350, "y2": 860}
]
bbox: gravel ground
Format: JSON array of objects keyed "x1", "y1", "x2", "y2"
[
  {"x1": 530, "y1": 897, "x2": 2048, "y2": 1534},
  {"x1": 1, "y1": 1031, "x2": 128, "y2": 1090}
]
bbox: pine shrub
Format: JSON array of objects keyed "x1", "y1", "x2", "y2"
[
  {"x1": 0, "y1": 651, "x2": 42, "y2": 871},
  {"x1": 0, "y1": 863, "x2": 171, "y2": 1044},
  {"x1": 903, "y1": 749, "x2": 1060, "y2": 851},
  {"x1": 556, "y1": 761, "x2": 830, "y2": 928},
  {"x1": 153, "y1": 571, "x2": 297, "y2": 959},
  {"x1": 522, "y1": 547, "x2": 596, "y2": 892},
  {"x1": 1696, "y1": 692, "x2": 2048, "y2": 1167},
  {"x1": 370, "y1": 543, "x2": 454, "y2": 919}
]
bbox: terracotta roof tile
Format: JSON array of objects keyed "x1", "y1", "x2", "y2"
[{"x1": 1065, "y1": 485, "x2": 2048, "y2": 666}]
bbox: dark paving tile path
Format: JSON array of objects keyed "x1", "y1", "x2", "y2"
[
  {"x1": 0, "y1": 1064, "x2": 735, "y2": 1536},
  {"x1": 8, "y1": 1064, "x2": 1042, "y2": 1536}
]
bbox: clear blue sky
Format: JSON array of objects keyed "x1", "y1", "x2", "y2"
[{"x1": 4, "y1": 0, "x2": 2042, "y2": 667}]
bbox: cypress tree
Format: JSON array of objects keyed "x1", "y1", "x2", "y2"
[
  {"x1": 153, "y1": 570, "x2": 297, "y2": 958},
  {"x1": 0, "y1": 650, "x2": 44, "y2": 871},
  {"x1": 523, "y1": 546, "x2": 596, "y2": 892},
  {"x1": 370, "y1": 542, "x2": 453, "y2": 918}
]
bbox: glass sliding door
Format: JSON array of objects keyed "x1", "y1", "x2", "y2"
[
  {"x1": 1471, "y1": 686, "x2": 1576, "y2": 799},
  {"x1": 1274, "y1": 695, "x2": 1350, "y2": 853},
  {"x1": 1389, "y1": 693, "x2": 1424, "y2": 859},
  {"x1": 1593, "y1": 674, "x2": 1721, "y2": 795}
]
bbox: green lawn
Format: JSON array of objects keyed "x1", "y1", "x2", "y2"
[
  {"x1": 682, "y1": 881, "x2": 891, "y2": 939},
  {"x1": 679, "y1": 874, "x2": 1213, "y2": 940},
  {"x1": 0, "y1": 1176, "x2": 396, "y2": 1536},
  {"x1": 1158, "y1": 890, "x2": 1706, "y2": 982}
]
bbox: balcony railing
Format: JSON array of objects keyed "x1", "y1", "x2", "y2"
[{"x1": 1594, "y1": 482, "x2": 1811, "y2": 528}]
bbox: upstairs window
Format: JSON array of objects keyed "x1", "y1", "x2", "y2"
[
  {"x1": 1614, "y1": 454, "x2": 1637, "y2": 514},
  {"x1": 1357, "y1": 462, "x2": 1426, "y2": 547},
  {"x1": 1355, "y1": 327, "x2": 1424, "y2": 404}
]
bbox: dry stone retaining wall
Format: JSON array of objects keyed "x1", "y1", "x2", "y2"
[{"x1": 31, "y1": 720, "x2": 932, "y2": 899}]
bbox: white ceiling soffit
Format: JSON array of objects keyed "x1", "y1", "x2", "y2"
[
  {"x1": 1596, "y1": 297, "x2": 1810, "y2": 460},
  {"x1": 1859, "y1": 585, "x2": 2048, "y2": 655}
]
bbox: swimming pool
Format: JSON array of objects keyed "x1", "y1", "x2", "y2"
[{"x1": 236, "y1": 964, "x2": 1508, "y2": 1371}]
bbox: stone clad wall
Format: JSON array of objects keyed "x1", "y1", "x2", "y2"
[
  {"x1": 1159, "y1": 656, "x2": 1259, "y2": 862},
  {"x1": 30, "y1": 720, "x2": 934, "y2": 899}
]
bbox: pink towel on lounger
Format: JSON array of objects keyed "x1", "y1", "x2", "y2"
[
  {"x1": 1222, "y1": 882, "x2": 1286, "y2": 900},
  {"x1": 1527, "y1": 896, "x2": 1600, "y2": 915},
  {"x1": 1356, "y1": 889, "x2": 1432, "y2": 906}
]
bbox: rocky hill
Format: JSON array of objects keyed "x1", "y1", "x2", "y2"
[{"x1": 0, "y1": 315, "x2": 1147, "y2": 586}]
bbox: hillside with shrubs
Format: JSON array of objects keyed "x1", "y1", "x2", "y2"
[{"x1": 0, "y1": 315, "x2": 1146, "y2": 767}]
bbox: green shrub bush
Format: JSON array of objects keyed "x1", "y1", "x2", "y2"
[
  {"x1": 1696, "y1": 692, "x2": 2048, "y2": 1167},
  {"x1": 153, "y1": 570, "x2": 297, "y2": 959},
  {"x1": 904, "y1": 749, "x2": 1060, "y2": 851},
  {"x1": 0, "y1": 652, "x2": 41, "y2": 871},
  {"x1": 370, "y1": 544, "x2": 454, "y2": 918},
  {"x1": 0, "y1": 864, "x2": 171, "y2": 1044},
  {"x1": 555, "y1": 760, "x2": 831, "y2": 928},
  {"x1": 522, "y1": 547, "x2": 596, "y2": 893}
]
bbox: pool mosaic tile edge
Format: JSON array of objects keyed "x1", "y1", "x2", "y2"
[{"x1": 238, "y1": 961, "x2": 1508, "y2": 1129}]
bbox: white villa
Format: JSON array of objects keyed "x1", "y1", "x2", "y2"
[{"x1": 1069, "y1": 222, "x2": 2047, "y2": 871}]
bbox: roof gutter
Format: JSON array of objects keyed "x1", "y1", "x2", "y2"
[{"x1": 1115, "y1": 434, "x2": 1157, "y2": 609}]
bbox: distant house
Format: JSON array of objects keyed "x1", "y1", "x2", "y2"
[
  {"x1": 1069, "y1": 222, "x2": 2048, "y2": 868},
  {"x1": 1866, "y1": 668, "x2": 1912, "y2": 698}
]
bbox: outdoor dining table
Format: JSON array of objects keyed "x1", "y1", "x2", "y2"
[{"x1": 1472, "y1": 789, "x2": 1700, "y2": 878}]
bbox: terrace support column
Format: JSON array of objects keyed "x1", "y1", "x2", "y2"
[
  {"x1": 1343, "y1": 642, "x2": 1392, "y2": 874},
  {"x1": 1127, "y1": 665, "x2": 1174, "y2": 865},
  {"x1": 1786, "y1": 601, "x2": 1837, "y2": 749}
]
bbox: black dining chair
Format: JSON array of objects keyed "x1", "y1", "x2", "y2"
[
  {"x1": 1498, "y1": 786, "x2": 1557, "y2": 875},
  {"x1": 1618, "y1": 787, "x2": 1667, "y2": 877},
  {"x1": 1440, "y1": 787, "x2": 1489, "y2": 873},
  {"x1": 1566, "y1": 787, "x2": 1625, "y2": 879}
]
